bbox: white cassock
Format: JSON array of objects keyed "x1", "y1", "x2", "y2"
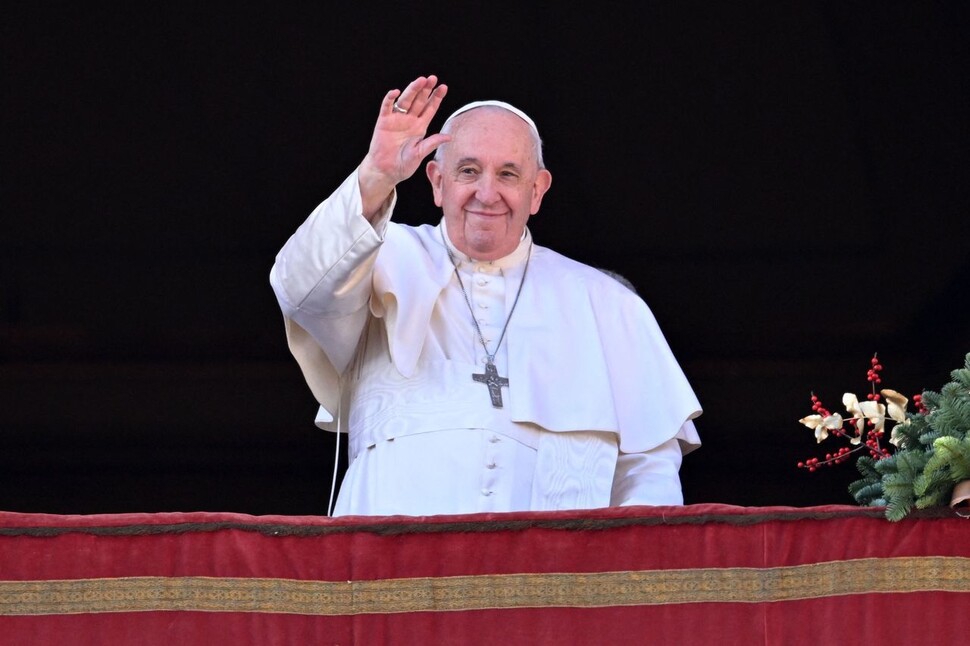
[{"x1": 270, "y1": 169, "x2": 702, "y2": 516}]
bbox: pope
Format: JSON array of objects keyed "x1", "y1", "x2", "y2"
[{"x1": 270, "y1": 75, "x2": 702, "y2": 516}]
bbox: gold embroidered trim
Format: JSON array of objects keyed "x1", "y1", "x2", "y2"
[{"x1": 2, "y1": 556, "x2": 969, "y2": 616}]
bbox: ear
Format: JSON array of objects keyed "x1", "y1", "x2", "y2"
[
  {"x1": 425, "y1": 160, "x2": 443, "y2": 207},
  {"x1": 529, "y1": 169, "x2": 552, "y2": 215}
]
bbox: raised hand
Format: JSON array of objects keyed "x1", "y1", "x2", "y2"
[{"x1": 358, "y1": 75, "x2": 449, "y2": 219}]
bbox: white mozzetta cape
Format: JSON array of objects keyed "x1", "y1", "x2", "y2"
[{"x1": 271, "y1": 170, "x2": 702, "y2": 457}]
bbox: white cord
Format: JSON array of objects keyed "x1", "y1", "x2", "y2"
[{"x1": 327, "y1": 400, "x2": 341, "y2": 517}]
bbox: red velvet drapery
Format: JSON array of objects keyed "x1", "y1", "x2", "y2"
[{"x1": 2, "y1": 504, "x2": 968, "y2": 645}]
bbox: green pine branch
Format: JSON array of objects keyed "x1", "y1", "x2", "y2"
[{"x1": 849, "y1": 351, "x2": 970, "y2": 521}]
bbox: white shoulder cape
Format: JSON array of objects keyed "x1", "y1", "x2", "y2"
[{"x1": 276, "y1": 176, "x2": 702, "y2": 454}]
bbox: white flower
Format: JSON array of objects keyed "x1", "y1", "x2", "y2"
[
  {"x1": 857, "y1": 400, "x2": 888, "y2": 433},
  {"x1": 882, "y1": 389, "x2": 910, "y2": 446},
  {"x1": 842, "y1": 393, "x2": 866, "y2": 444},
  {"x1": 882, "y1": 389, "x2": 909, "y2": 423},
  {"x1": 799, "y1": 413, "x2": 844, "y2": 443}
]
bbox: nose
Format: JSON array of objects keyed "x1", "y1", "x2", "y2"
[{"x1": 474, "y1": 174, "x2": 500, "y2": 205}]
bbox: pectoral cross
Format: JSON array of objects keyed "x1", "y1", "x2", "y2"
[{"x1": 472, "y1": 360, "x2": 510, "y2": 408}]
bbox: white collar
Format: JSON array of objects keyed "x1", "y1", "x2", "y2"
[{"x1": 438, "y1": 218, "x2": 532, "y2": 271}]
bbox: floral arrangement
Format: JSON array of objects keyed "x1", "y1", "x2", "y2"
[{"x1": 797, "y1": 352, "x2": 970, "y2": 521}]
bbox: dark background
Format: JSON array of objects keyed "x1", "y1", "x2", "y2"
[{"x1": 3, "y1": 3, "x2": 968, "y2": 514}]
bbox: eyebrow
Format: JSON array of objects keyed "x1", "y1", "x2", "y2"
[{"x1": 455, "y1": 157, "x2": 524, "y2": 172}]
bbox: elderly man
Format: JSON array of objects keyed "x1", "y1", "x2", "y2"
[{"x1": 270, "y1": 75, "x2": 702, "y2": 516}]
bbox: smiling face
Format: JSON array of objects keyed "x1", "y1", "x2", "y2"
[{"x1": 425, "y1": 107, "x2": 552, "y2": 261}]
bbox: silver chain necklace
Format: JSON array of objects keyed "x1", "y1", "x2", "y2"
[{"x1": 441, "y1": 228, "x2": 532, "y2": 408}]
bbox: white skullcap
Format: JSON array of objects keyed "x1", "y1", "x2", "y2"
[{"x1": 441, "y1": 100, "x2": 540, "y2": 137}]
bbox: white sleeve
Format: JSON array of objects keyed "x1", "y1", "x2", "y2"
[
  {"x1": 269, "y1": 168, "x2": 395, "y2": 424},
  {"x1": 270, "y1": 168, "x2": 393, "y2": 376},
  {"x1": 609, "y1": 437, "x2": 685, "y2": 506}
]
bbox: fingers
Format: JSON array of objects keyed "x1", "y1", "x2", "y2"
[
  {"x1": 381, "y1": 89, "x2": 404, "y2": 116},
  {"x1": 366, "y1": 75, "x2": 450, "y2": 188},
  {"x1": 383, "y1": 75, "x2": 448, "y2": 119},
  {"x1": 415, "y1": 132, "x2": 453, "y2": 161}
]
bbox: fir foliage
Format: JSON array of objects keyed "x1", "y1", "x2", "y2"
[
  {"x1": 847, "y1": 455, "x2": 882, "y2": 503},
  {"x1": 916, "y1": 436, "x2": 970, "y2": 509},
  {"x1": 849, "y1": 352, "x2": 970, "y2": 520},
  {"x1": 892, "y1": 413, "x2": 927, "y2": 450}
]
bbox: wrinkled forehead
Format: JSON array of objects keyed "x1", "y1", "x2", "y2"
[{"x1": 441, "y1": 100, "x2": 540, "y2": 139}]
